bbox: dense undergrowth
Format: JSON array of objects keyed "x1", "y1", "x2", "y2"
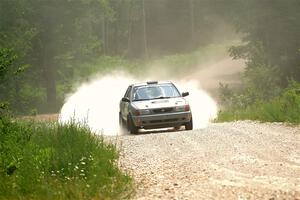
[
  {"x1": 217, "y1": 81, "x2": 300, "y2": 123},
  {"x1": 0, "y1": 118, "x2": 133, "y2": 200}
]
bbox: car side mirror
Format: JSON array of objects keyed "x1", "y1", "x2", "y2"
[
  {"x1": 121, "y1": 97, "x2": 130, "y2": 102},
  {"x1": 182, "y1": 92, "x2": 189, "y2": 97}
]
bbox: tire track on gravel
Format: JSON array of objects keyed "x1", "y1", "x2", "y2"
[{"x1": 118, "y1": 121, "x2": 300, "y2": 200}]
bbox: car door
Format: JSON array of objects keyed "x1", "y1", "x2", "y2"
[{"x1": 121, "y1": 86, "x2": 132, "y2": 121}]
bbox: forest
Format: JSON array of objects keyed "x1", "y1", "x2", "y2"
[{"x1": 0, "y1": 0, "x2": 299, "y2": 118}]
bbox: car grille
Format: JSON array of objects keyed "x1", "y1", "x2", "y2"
[
  {"x1": 149, "y1": 118, "x2": 178, "y2": 123},
  {"x1": 152, "y1": 107, "x2": 174, "y2": 114}
]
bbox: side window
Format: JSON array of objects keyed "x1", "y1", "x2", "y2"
[{"x1": 124, "y1": 86, "x2": 132, "y2": 99}]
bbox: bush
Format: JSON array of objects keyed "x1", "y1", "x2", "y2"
[
  {"x1": 217, "y1": 81, "x2": 300, "y2": 123},
  {"x1": 0, "y1": 119, "x2": 133, "y2": 200}
]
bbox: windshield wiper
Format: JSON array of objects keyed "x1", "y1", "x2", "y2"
[
  {"x1": 133, "y1": 96, "x2": 172, "y2": 101},
  {"x1": 153, "y1": 96, "x2": 171, "y2": 100},
  {"x1": 133, "y1": 98, "x2": 150, "y2": 101}
]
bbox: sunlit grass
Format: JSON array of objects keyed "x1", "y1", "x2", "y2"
[
  {"x1": 217, "y1": 85, "x2": 300, "y2": 123},
  {"x1": 0, "y1": 119, "x2": 133, "y2": 199}
]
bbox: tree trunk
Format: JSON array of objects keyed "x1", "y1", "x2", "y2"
[
  {"x1": 45, "y1": 64, "x2": 56, "y2": 112},
  {"x1": 41, "y1": 4, "x2": 57, "y2": 113},
  {"x1": 141, "y1": 0, "x2": 149, "y2": 59},
  {"x1": 43, "y1": 43, "x2": 56, "y2": 112},
  {"x1": 189, "y1": 0, "x2": 195, "y2": 48},
  {"x1": 127, "y1": 1, "x2": 134, "y2": 57},
  {"x1": 102, "y1": 12, "x2": 107, "y2": 55}
]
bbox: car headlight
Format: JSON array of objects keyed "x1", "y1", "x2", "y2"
[
  {"x1": 175, "y1": 106, "x2": 185, "y2": 112},
  {"x1": 133, "y1": 109, "x2": 151, "y2": 116},
  {"x1": 140, "y1": 109, "x2": 151, "y2": 115},
  {"x1": 175, "y1": 105, "x2": 190, "y2": 112}
]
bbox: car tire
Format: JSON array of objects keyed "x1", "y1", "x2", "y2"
[
  {"x1": 185, "y1": 117, "x2": 193, "y2": 130},
  {"x1": 127, "y1": 115, "x2": 139, "y2": 134}
]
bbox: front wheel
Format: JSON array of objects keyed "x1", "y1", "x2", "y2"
[
  {"x1": 127, "y1": 115, "x2": 139, "y2": 134},
  {"x1": 185, "y1": 117, "x2": 193, "y2": 130}
]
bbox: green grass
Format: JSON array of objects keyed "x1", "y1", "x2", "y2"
[
  {"x1": 217, "y1": 85, "x2": 300, "y2": 123},
  {"x1": 0, "y1": 119, "x2": 133, "y2": 200}
]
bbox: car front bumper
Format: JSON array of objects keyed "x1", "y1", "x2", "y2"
[{"x1": 132, "y1": 111, "x2": 192, "y2": 129}]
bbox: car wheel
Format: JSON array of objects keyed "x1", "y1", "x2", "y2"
[
  {"x1": 185, "y1": 117, "x2": 193, "y2": 130},
  {"x1": 127, "y1": 115, "x2": 139, "y2": 134}
]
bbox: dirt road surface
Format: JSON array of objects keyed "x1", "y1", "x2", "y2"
[{"x1": 118, "y1": 121, "x2": 300, "y2": 200}]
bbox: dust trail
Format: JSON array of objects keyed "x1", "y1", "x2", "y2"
[
  {"x1": 59, "y1": 73, "x2": 136, "y2": 135},
  {"x1": 176, "y1": 80, "x2": 218, "y2": 129},
  {"x1": 59, "y1": 71, "x2": 217, "y2": 135}
]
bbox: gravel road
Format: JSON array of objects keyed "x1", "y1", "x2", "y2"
[{"x1": 116, "y1": 121, "x2": 300, "y2": 200}]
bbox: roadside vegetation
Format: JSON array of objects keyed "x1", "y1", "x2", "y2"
[
  {"x1": 0, "y1": 117, "x2": 133, "y2": 200},
  {"x1": 0, "y1": 45, "x2": 133, "y2": 200},
  {"x1": 216, "y1": 2, "x2": 300, "y2": 123},
  {"x1": 218, "y1": 81, "x2": 300, "y2": 123}
]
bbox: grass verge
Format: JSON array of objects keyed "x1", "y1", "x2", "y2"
[
  {"x1": 217, "y1": 84, "x2": 300, "y2": 123},
  {"x1": 0, "y1": 118, "x2": 133, "y2": 200}
]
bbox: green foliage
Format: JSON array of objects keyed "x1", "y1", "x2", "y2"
[
  {"x1": 0, "y1": 49, "x2": 17, "y2": 83},
  {"x1": 217, "y1": 1, "x2": 300, "y2": 123},
  {"x1": 228, "y1": 1, "x2": 300, "y2": 85},
  {"x1": 0, "y1": 49, "x2": 19, "y2": 116},
  {"x1": 0, "y1": 0, "x2": 242, "y2": 115},
  {"x1": 1, "y1": 0, "x2": 299, "y2": 117},
  {"x1": 0, "y1": 120, "x2": 133, "y2": 199},
  {"x1": 0, "y1": 0, "x2": 115, "y2": 114},
  {"x1": 217, "y1": 81, "x2": 300, "y2": 123}
]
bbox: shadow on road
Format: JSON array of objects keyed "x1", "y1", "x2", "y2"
[{"x1": 125, "y1": 127, "x2": 185, "y2": 136}]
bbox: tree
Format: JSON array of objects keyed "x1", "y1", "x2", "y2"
[
  {"x1": 141, "y1": 0, "x2": 149, "y2": 59},
  {"x1": 0, "y1": 0, "x2": 115, "y2": 113},
  {"x1": 228, "y1": 0, "x2": 300, "y2": 86},
  {"x1": 189, "y1": 0, "x2": 195, "y2": 48}
]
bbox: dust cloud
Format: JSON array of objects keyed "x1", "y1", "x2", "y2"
[{"x1": 59, "y1": 71, "x2": 218, "y2": 135}]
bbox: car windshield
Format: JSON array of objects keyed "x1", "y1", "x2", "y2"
[{"x1": 132, "y1": 84, "x2": 181, "y2": 101}]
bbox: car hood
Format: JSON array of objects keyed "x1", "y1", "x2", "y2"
[{"x1": 132, "y1": 97, "x2": 188, "y2": 110}]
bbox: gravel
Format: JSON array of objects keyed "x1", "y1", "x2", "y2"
[{"x1": 114, "y1": 121, "x2": 300, "y2": 200}]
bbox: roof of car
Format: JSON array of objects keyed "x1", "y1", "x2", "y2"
[{"x1": 131, "y1": 81, "x2": 173, "y2": 87}]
